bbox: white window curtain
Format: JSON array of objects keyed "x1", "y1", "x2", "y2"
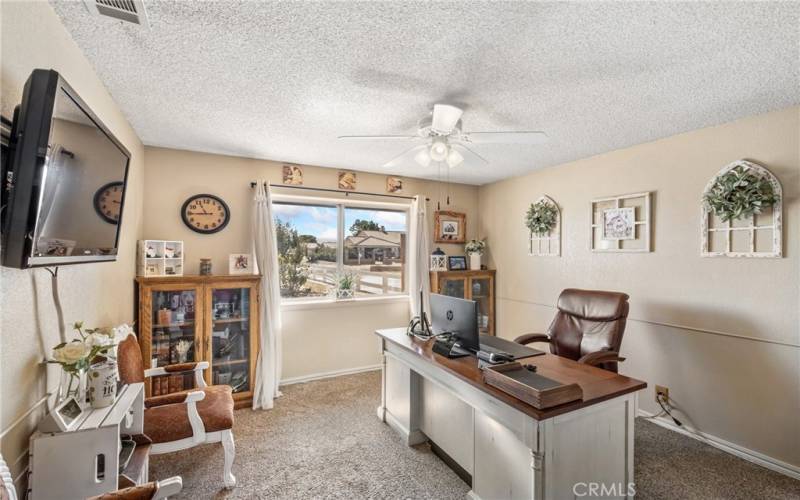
[
  {"x1": 251, "y1": 181, "x2": 282, "y2": 410},
  {"x1": 408, "y1": 195, "x2": 431, "y2": 318}
]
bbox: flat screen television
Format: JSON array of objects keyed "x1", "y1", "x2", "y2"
[{"x1": 1, "y1": 69, "x2": 131, "y2": 268}]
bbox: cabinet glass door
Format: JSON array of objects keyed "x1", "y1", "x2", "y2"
[
  {"x1": 439, "y1": 278, "x2": 466, "y2": 299},
  {"x1": 150, "y1": 288, "x2": 199, "y2": 395},
  {"x1": 470, "y1": 278, "x2": 492, "y2": 334},
  {"x1": 210, "y1": 287, "x2": 252, "y2": 395}
]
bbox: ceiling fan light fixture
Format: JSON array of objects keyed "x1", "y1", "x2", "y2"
[
  {"x1": 429, "y1": 139, "x2": 449, "y2": 162},
  {"x1": 446, "y1": 148, "x2": 463, "y2": 168},
  {"x1": 414, "y1": 148, "x2": 431, "y2": 167}
]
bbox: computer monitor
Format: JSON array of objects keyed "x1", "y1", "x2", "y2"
[{"x1": 430, "y1": 293, "x2": 480, "y2": 352}]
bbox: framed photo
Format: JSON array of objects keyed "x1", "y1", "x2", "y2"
[
  {"x1": 448, "y1": 256, "x2": 467, "y2": 270},
  {"x1": 386, "y1": 176, "x2": 403, "y2": 193},
  {"x1": 434, "y1": 211, "x2": 466, "y2": 243},
  {"x1": 602, "y1": 207, "x2": 636, "y2": 240},
  {"x1": 282, "y1": 164, "x2": 303, "y2": 185},
  {"x1": 229, "y1": 253, "x2": 252, "y2": 274},
  {"x1": 338, "y1": 171, "x2": 357, "y2": 191}
]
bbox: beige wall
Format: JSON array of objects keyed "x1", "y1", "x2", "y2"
[
  {"x1": 0, "y1": 1, "x2": 144, "y2": 487},
  {"x1": 478, "y1": 106, "x2": 800, "y2": 468},
  {"x1": 142, "y1": 147, "x2": 480, "y2": 381}
]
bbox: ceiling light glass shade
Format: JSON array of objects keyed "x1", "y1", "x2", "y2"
[
  {"x1": 429, "y1": 140, "x2": 449, "y2": 162},
  {"x1": 446, "y1": 148, "x2": 464, "y2": 168},
  {"x1": 414, "y1": 148, "x2": 431, "y2": 167}
]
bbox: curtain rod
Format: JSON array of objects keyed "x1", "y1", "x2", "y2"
[{"x1": 250, "y1": 182, "x2": 428, "y2": 201}]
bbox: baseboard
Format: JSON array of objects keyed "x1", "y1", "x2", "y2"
[
  {"x1": 279, "y1": 364, "x2": 381, "y2": 386},
  {"x1": 637, "y1": 409, "x2": 800, "y2": 480}
]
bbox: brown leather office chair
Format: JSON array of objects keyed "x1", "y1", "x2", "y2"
[{"x1": 514, "y1": 289, "x2": 629, "y2": 372}]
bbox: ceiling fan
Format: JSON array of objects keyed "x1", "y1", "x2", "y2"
[{"x1": 338, "y1": 104, "x2": 548, "y2": 169}]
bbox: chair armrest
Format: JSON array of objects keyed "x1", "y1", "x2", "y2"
[
  {"x1": 145, "y1": 361, "x2": 209, "y2": 388},
  {"x1": 578, "y1": 351, "x2": 626, "y2": 367},
  {"x1": 145, "y1": 389, "x2": 206, "y2": 409},
  {"x1": 513, "y1": 333, "x2": 551, "y2": 345},
  {"x1": 153, "y1": 476, "x2": 183, "y2": 500}
]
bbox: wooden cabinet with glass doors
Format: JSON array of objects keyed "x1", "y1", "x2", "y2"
[
  {"x1": 135, "y1": 275, "x2": 260, "y2": 408},
  {"x1": 430, "y1": 270, "x2": 496, "y2": 336}
]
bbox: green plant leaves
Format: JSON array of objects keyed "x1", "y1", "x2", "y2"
[
  {"x1": 704, "y1": 166, "x2": 779, "y2": 223},
  {"x1": 526, "y1": 200, "x2": 558, "y2": 235}
]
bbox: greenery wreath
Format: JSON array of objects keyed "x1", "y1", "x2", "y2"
[
  {"x1": 704, "y1": 165, "x2": 779, "y2": 223},
  {"x1": 525, "y1": 199, "x2": 558, "y2": 235}
]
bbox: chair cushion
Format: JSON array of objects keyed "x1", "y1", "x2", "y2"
[{"x1": 144, "y1": 385, "x2": 234, "y2": 443}]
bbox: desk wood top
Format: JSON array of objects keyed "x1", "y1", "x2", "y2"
[{"x1": 376, "y1": 328, "x2": 646, "y2": 421}]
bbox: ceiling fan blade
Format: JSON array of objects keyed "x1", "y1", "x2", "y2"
[
  {"x1": 383, "y1": 145, "x2": 429, "y2": 168},
  {"x1": 338, "y1": 135, "x2": 419, "y2": 141},
  {"x1": 461, "y1": 131, "x2": 548, "y2": 145},
  {"x1": 451, "y1": 143, "x2": 488, "y2": 166},
  {"x1": 431, "y1": 104, "x2": 463, "y2": 135}
]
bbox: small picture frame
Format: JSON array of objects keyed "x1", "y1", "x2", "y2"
[
  {"x1": 435, "y1": 211, "x2": 466, "y2": 243},
  {"x1": 386, "y1": 176, "x2": 403, "y2": 193},
  {"x1": 338, "y1": 171, "x2": 357, "y2": 191},
  {"x1": 603, "y1": 207, "x2": 636, "y2": 240},
  {"x1": 282, "y1": 164, "x2": 303, "y2": 185},
  {"x1": 448, "y1": 256, "x2": 467, "y2": 270},
  {"x1": 229, "y1": 253, "x2": 252, "y2": 274}
]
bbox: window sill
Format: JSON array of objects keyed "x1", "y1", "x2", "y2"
[{"x1": 280, "y1": 294, "x2": 409, "y2": 312}]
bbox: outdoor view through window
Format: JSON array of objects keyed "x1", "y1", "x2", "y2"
[{"x1": 273, "y1": 202, "x2": 407, "y2": 299}]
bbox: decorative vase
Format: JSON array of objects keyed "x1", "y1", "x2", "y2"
[
  {"x1": 88, "y1": 360, "x2": 118, "y2": 409},
  {"x1": 469, "y1": 253, "x2": 481, "y2": 270},
  {"x1": 57, "y1": 366, "x2": 88, "y2": 407}
]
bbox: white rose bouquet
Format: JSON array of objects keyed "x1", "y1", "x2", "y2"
[{"x1": 50, "y1": 321, "x2": 116, "y2": 375}]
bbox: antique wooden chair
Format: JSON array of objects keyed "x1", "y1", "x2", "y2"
[{"x1": 117, "y1": 334, "x2": 236, "y2": 488}]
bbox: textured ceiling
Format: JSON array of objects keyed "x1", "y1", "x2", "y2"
[{"x1": 50, "y1": 1, "x2": 799, "y2": 185}]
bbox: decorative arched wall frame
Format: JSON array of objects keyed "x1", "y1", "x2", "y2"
[
  {"x1": 701, "y1": 160, "x2": 782, "y2": 258},
  {"x1": 528, "y1": 195, "x2": 561, "y2": 257}
]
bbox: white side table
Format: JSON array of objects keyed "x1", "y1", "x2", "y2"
[{"x1": 28, "y1": 382, "x2": 147, "y2": 499}]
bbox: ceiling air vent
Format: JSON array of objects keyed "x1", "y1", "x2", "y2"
[{"x1": 83, "y1": 0, "x2": 149, "y2": 27}]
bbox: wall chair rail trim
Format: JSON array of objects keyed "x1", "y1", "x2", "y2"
[{"x1": 498, "y1": 297, "x2": 800, "y2": 349}]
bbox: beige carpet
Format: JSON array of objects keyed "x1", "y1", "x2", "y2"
[{"x1": 150, "y1": 371, "x2": 799, "y2": 499}]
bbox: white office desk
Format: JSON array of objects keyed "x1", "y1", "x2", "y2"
[{"x1": 375, "y1": 328, "x2": 646, "y2": 500}]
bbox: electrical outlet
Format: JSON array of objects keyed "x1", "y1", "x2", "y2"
[{"x1": 655, "y1": 385, "x2": 669, "y2": 403}]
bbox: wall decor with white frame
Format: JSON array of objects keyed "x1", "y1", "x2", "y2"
[
  {"x1": 701, "y1": 160, "x2": 782, "y2": 258},
  {"x1": 591, "y1": 192, "x2": 652, "y2": 253},
  {"x1": 527, "y1": 195, "x2": 561, "y2": 256}
]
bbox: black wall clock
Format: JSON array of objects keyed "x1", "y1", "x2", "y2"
[
  {"x1": 93, "y1": 181, "x2": 124, "y2": 224},
  {"x1": 181, "y1": 194, "x2": 230, "y2": 234}
]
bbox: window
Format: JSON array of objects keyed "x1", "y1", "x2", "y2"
[{"x1": 273, "y1": 201, "x2": 407, "y2": 300}]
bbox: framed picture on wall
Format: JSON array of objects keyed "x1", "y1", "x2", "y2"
[
  {"x1": 282, "y1": 164, "x2": 303, "y2": 185},
  {"x1": 338, "y1": 171, "x2": 357, "y2": 190},
  {"x1": 602, "y1": 207, "x2": 636, "y2": 240},
  {"x1": 434, "y1": 211, "x2": 466, "y2": 243},
  {"x1": 386, "y1": 176, "x2": 403, "y2": 193}
]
